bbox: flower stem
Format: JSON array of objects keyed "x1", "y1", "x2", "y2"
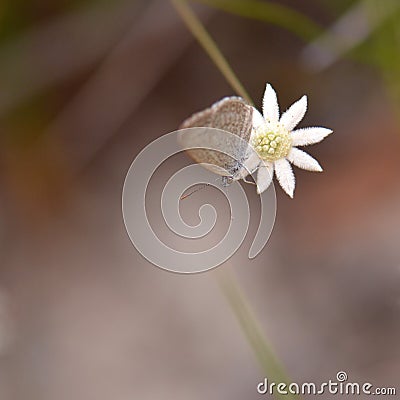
[
  {"x1": 170, "y1": 1, "x2": 300, "y2": 398},
  {"x1": 170, "y1": 0, "x2": 253, "y2": 104},
  {"x1": 216, "y1": 269, "x2": 299, "y2": 400}
]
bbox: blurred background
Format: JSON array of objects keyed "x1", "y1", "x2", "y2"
[{"x1": 0, "y1": 0, "x2": 399, "y2": 399}]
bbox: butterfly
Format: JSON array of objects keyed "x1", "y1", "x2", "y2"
[{"x1": 178, "y1": 96, "x2": 261, "y2": 188}]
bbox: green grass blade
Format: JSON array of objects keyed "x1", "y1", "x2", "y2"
[
  {"x1": 194, "y1": 0, "x2": 322, "y2": 41},
  {"x1": 217, "y1": 269, "x2": 300, "y2": 400},
  {"x1": 170, "y1": 0, "x2": 253, "y2": 104},
  {"x1": 170, "y1": 2, "x2": 301, "y2": 398}
]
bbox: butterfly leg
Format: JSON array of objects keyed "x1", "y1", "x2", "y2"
[{"x1": 221, "y1": 176, "x2": 234, "y2": 187}]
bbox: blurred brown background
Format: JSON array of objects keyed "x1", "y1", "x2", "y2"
[{"x1": 0, "y1": 0, "x2": 399, "y2": 399}]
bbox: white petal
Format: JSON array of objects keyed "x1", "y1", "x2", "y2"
[
  {"x1": 287, "y1": 148, "x2": 322, "y2": 172},
  {"x1": 262, "y1": 83, "x2": 279, "y2": 123},
  {"x1": 256, "y1": 161, "x2": 274, "y2": 194},
  {"x1": 280, "y1": 95, "x2": 307, "y2": 131},
  {"x1": 251, "y1": 106, "x2": 266, "y2": 132},
  {"x1": 274, "y1": 158, "x2": 295, "y2": 198},
  {"x1": 291, "y1": 127, "x2": 332, "y2": 146},
  {"x1": 236, "y1": 150, "x2": 261, "y2": 180}
]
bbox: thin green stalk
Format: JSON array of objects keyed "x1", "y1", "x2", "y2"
[
  {"x1": 171, "y1": 2, "x2": 300, "y2": 398},
  {"x1": 193, "y1": 0, "x2": 322, "y2": 41},
  {"x1": 170, "y1": 0, "x2": 253, "y2": 104},
  {"x1": 217, "y1": 269, "x2": 299, "y2": 400}
]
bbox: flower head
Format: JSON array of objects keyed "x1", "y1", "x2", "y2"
[{"x1": 250, "y1": 83, "x2": 332, "y2": 197}]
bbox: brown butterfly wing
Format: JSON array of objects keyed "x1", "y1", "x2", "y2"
[{"x1": 179, "y1": 97, "x2": 253, "y2": 177}]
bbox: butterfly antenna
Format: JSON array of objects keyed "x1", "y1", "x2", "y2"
[{"x1": 180, "y1": 183, "x2": 212, "y2": 200}]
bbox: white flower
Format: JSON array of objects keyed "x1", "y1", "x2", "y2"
[{"x1": 250, "y1": 83, "x2": 333, "y2": 198}]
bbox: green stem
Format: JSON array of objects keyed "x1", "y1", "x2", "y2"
[
  {"x1": 171, "y1": 1, "x2": 300, "y2": 398},
  {"x1": 170, "y1": 0, "x2": 253, "y2": 104},
  {"x1": 193, "y1": 0, "x2": 322, "y2": 41},
  {"x1": 216, "y1": 269, "x2": 299, "y2": 400}
]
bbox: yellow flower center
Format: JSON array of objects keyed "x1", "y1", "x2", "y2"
[{"x1": 251, "y1": 124, "x2": 292, "y2": 162}]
